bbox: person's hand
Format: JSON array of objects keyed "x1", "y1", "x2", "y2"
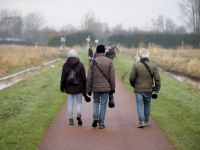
[
  {"x1": 88, "y1": 92, "x2": 92, "y2": 96},
  {"x1": 110, "y1": 90, "x2": 115, "y2": 94}
]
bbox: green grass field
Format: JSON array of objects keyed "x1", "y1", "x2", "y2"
[
  {"x1": 0, "y1": 52, "x2": 88, "y2": 150},
  {"x1": 113, "y1": 54, "x2": 200, "y2": 150},
  {"x1": 1, "y1": 52, "x2": 200, "y2": 150}
]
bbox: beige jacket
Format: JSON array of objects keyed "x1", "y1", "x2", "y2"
[{"x1": 86, "y1": 53, "x2": 115, "y2": 93}]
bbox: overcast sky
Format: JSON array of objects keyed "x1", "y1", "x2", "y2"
[{"x1": 0, "y1": 0, "x2": 181, "y2": 30}]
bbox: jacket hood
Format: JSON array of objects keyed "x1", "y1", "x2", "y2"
[{"x1": 67, "y1": 57, "x2": 80, "y2": 66}]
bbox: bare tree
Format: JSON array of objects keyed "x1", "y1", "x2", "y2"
[
  {"x1": 112, "y1": 24, "x2": 125, "y2": 34},
  {"x1": 156, "y1": 15, "x2": 165, "y2": 32},
  {"x1": 175, "y1": 26, "x2": 187, "y2": 33},
  {"x1": 165, "y1": 18, "x2": 176, "y2": 33},
  {"x1": 23, "y1": 11, "x2": 46, "y2": 43},
  {"x1": 60, "y1": 24, "x2": 76, "y2": 35},
  {"x1": 80, "y1": 11, "x2": 102, "y2": 38},
  {"x1": 0, "y1": 9, "x2": 22, "y2": 42},
  {"x1": 179, "y1": 0, "x2": 200, "y2": 33}
]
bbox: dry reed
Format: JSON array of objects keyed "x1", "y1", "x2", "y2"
[
  {"x1": 0, "y1": 45, "x2": 61, "y2": 77},
  {"x1": 117, "y1": 44, "x2": 200, "y2": 79}
]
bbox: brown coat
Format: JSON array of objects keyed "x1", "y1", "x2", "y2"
[
  {"x1": 86, "y1": 53, "x2": 115, "y2": 93},
  {"x1": 60, "y1": 57, "x2": 86, "y2": 94}
]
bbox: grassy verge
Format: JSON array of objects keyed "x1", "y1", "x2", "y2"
[
  {"x1": 113, "y1": 54, "x2": 200, "y2": 150},
  {"x1": 0, "y1": 52, "x2": 88, "y2": 150}
]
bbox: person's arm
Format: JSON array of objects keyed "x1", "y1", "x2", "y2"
[
  {"x1": 60, "y1": 64, "x2": 66, "y2": 92},
  {"x1": 153, "y1": 66, "x2": 161, "y2": 92},
  {"x1": 109, "y1": 61, "x2": 115, "y2": 91},
  {"x1": 80, "y1": 63, "x2": 86, "y2": 90},
  {"x1": 129, "y1": 64, "x2": 137, "y2": 87},
  {"x1": 86, "y1": 63, "x2": 93, "y2": 94}
]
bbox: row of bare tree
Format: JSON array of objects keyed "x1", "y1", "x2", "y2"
[
  {"x1": 0, "y1": 9, "x2": 45, "y2": 44},
  {"x1": 0, "y1": 0, "x2": 199, "y2": 45}
]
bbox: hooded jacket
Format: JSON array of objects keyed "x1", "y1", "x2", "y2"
[{"x1": 60, "y1": 57, "x2": 86, "y2": 94}]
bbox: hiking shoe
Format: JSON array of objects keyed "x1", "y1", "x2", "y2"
[
  {"x1": 137, "y1": 122, "x2": 145, "y2": 128},
  {"x1": 144, "y1": 122, "x2": 150, "y2": 127},
  {"x1": 92, "y1": 117, "x2": 99, "y2": 127},
  {"x1": 77, "y1": 114, "x2": 82, "y2": 126},
  {"x1": 69, "y1": 119, "x2": 74, "y2": 125},
  {"x1": 99, "y1": 125, "x2": 105, "y2": 129}
]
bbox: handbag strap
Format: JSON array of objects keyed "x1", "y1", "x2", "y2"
[
  {"x1": 92, "y1": 60, "x2": 110, "y2": 85},
  {"x1": 140, "y1": 60, "x2": 154, "y2": 85}
]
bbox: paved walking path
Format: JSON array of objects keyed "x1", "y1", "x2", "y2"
[{"x1": 38, "y1": 73, "x2": 174, "y2": 150}]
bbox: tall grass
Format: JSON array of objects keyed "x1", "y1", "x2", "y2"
[
  {"x1": 0, "y1": 45, "x2": 61, "y2": 77},
  {"x1": 118, "y1": 44, "x2": 200, "y2": 79}
]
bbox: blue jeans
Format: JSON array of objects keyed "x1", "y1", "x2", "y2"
[
  {"x1": 67, "y1": 93, "x2": 82, "y2": 119},
  {"x1": 93, "y1": 92, "x2": 109, "y2": 126},
  {"x1": 135, "y1": 93, "x2": 152, "y2": 123}
]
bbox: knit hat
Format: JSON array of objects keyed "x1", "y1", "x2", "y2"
[
  {"x1": 68, "y1": 49, "x2": 77, "y2": 57},
  {"x1": 96, "y1": 45, "x2": 105, "y2": 53}
]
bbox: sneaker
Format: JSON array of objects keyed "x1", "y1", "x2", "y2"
[
  {"x1": 144, "y1": 122, "x2": 150, "y2": 127},
  {"x1": 77, "y1": 114, "x2": 82, "y2": 126},
  {"x1": 99, "y1": 125, "x2": 105, "y2": 129},
  {"x1": 69, "y1": 119, "x2": 74, "y2": 125},
  {"x1": 137, "y1": 122, "x2": 145, "y2": 128},
  {"x1": 92, "y1": 117, "x2": 99, "y2": 127}
]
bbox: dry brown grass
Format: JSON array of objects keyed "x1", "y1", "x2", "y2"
[
  {"x1": 0, "y1": 45, "x2": 61, "y2": 77},
  {"x1": 118, "y1": 44, "x2": 200, "y2": 79},
  {"x1": 64, "y1": 45, "x2": 83, "y2": 51}
]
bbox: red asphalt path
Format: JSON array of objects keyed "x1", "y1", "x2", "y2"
[{"x1": 38, "y1": 73, "x2": 174, "y2": 150}]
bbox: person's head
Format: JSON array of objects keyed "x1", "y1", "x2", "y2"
[
  {"x1": 68, "y1": 49, "x2": 77, "y2": 58},
  {"x1": 96, "y1": 45, "x2": 105, "y2": 53},
  {"x1": 139, "y1": 48, "x2": 150, "y2": 60},
  {"x1": 90, "y1": 45, "x2": 92, "y2": 48}
]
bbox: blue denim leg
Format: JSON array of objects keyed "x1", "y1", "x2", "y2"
[
  {"x1": 135, "y1": 93, "x2": 145, "y2": 122},
  {"x1": 135, "y1": 93, "x2": 152, "y2": 123},
  {"x1": 67, "y1": 94, "x2": 74, "y2": 119},
  {"x1": 143, "y1": 93, "x2": 152, "y2": 123},
  {"x1": 93, "y1": 92, "x2": 109, "y2": 125},
  {"x1": 93, "y1": 92, "x2": 100, "y2": 118},
  {"x1": 75, "y1": 93, "x2": 82, "y2": 115}
]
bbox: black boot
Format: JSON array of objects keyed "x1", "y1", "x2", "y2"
[{"x1": 77, "y1": 114, "x2": 82, "y2": 126}]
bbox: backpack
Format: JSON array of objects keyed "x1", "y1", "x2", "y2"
[{"x1": 65, "y1": 63, "x2": 79, "y2": 85}]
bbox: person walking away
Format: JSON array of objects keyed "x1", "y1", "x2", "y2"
[
  {"x1": 60, "y1": 49, "x2": 87, "y2": 125},
  {"x1": 105, "y1": 46, "x2": 116, "y2": 109},
  {"x1": 105, "y1": 46, "x2": 116, "y2": 60},
  {"x1": 87, "y1": 45, "x2": 115, "y2": 129},
  {"x1": 129, "y1": 48, "x2": 161, "y2": 128},
  {"x1": 88, "y1": 45, "x2": 93, "y2": 63}
]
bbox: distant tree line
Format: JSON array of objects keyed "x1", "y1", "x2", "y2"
[
  {"x1": 108, "y1": 33, "x2": 200, "y2": 49},
  {"x1": 47, "y1": 31, "x2": 96, "y2": 47},
  {"x1": 1, "y1": 0, "x2": 199, "y2": 47}
]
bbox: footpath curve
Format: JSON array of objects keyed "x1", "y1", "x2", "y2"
[{"x1": 38, "y1": 73, "x2": 174, "y2": 150}]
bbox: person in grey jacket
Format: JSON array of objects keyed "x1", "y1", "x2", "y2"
[{"x1": 129, "y1": 48, "x2": 161, "y2": 128}]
